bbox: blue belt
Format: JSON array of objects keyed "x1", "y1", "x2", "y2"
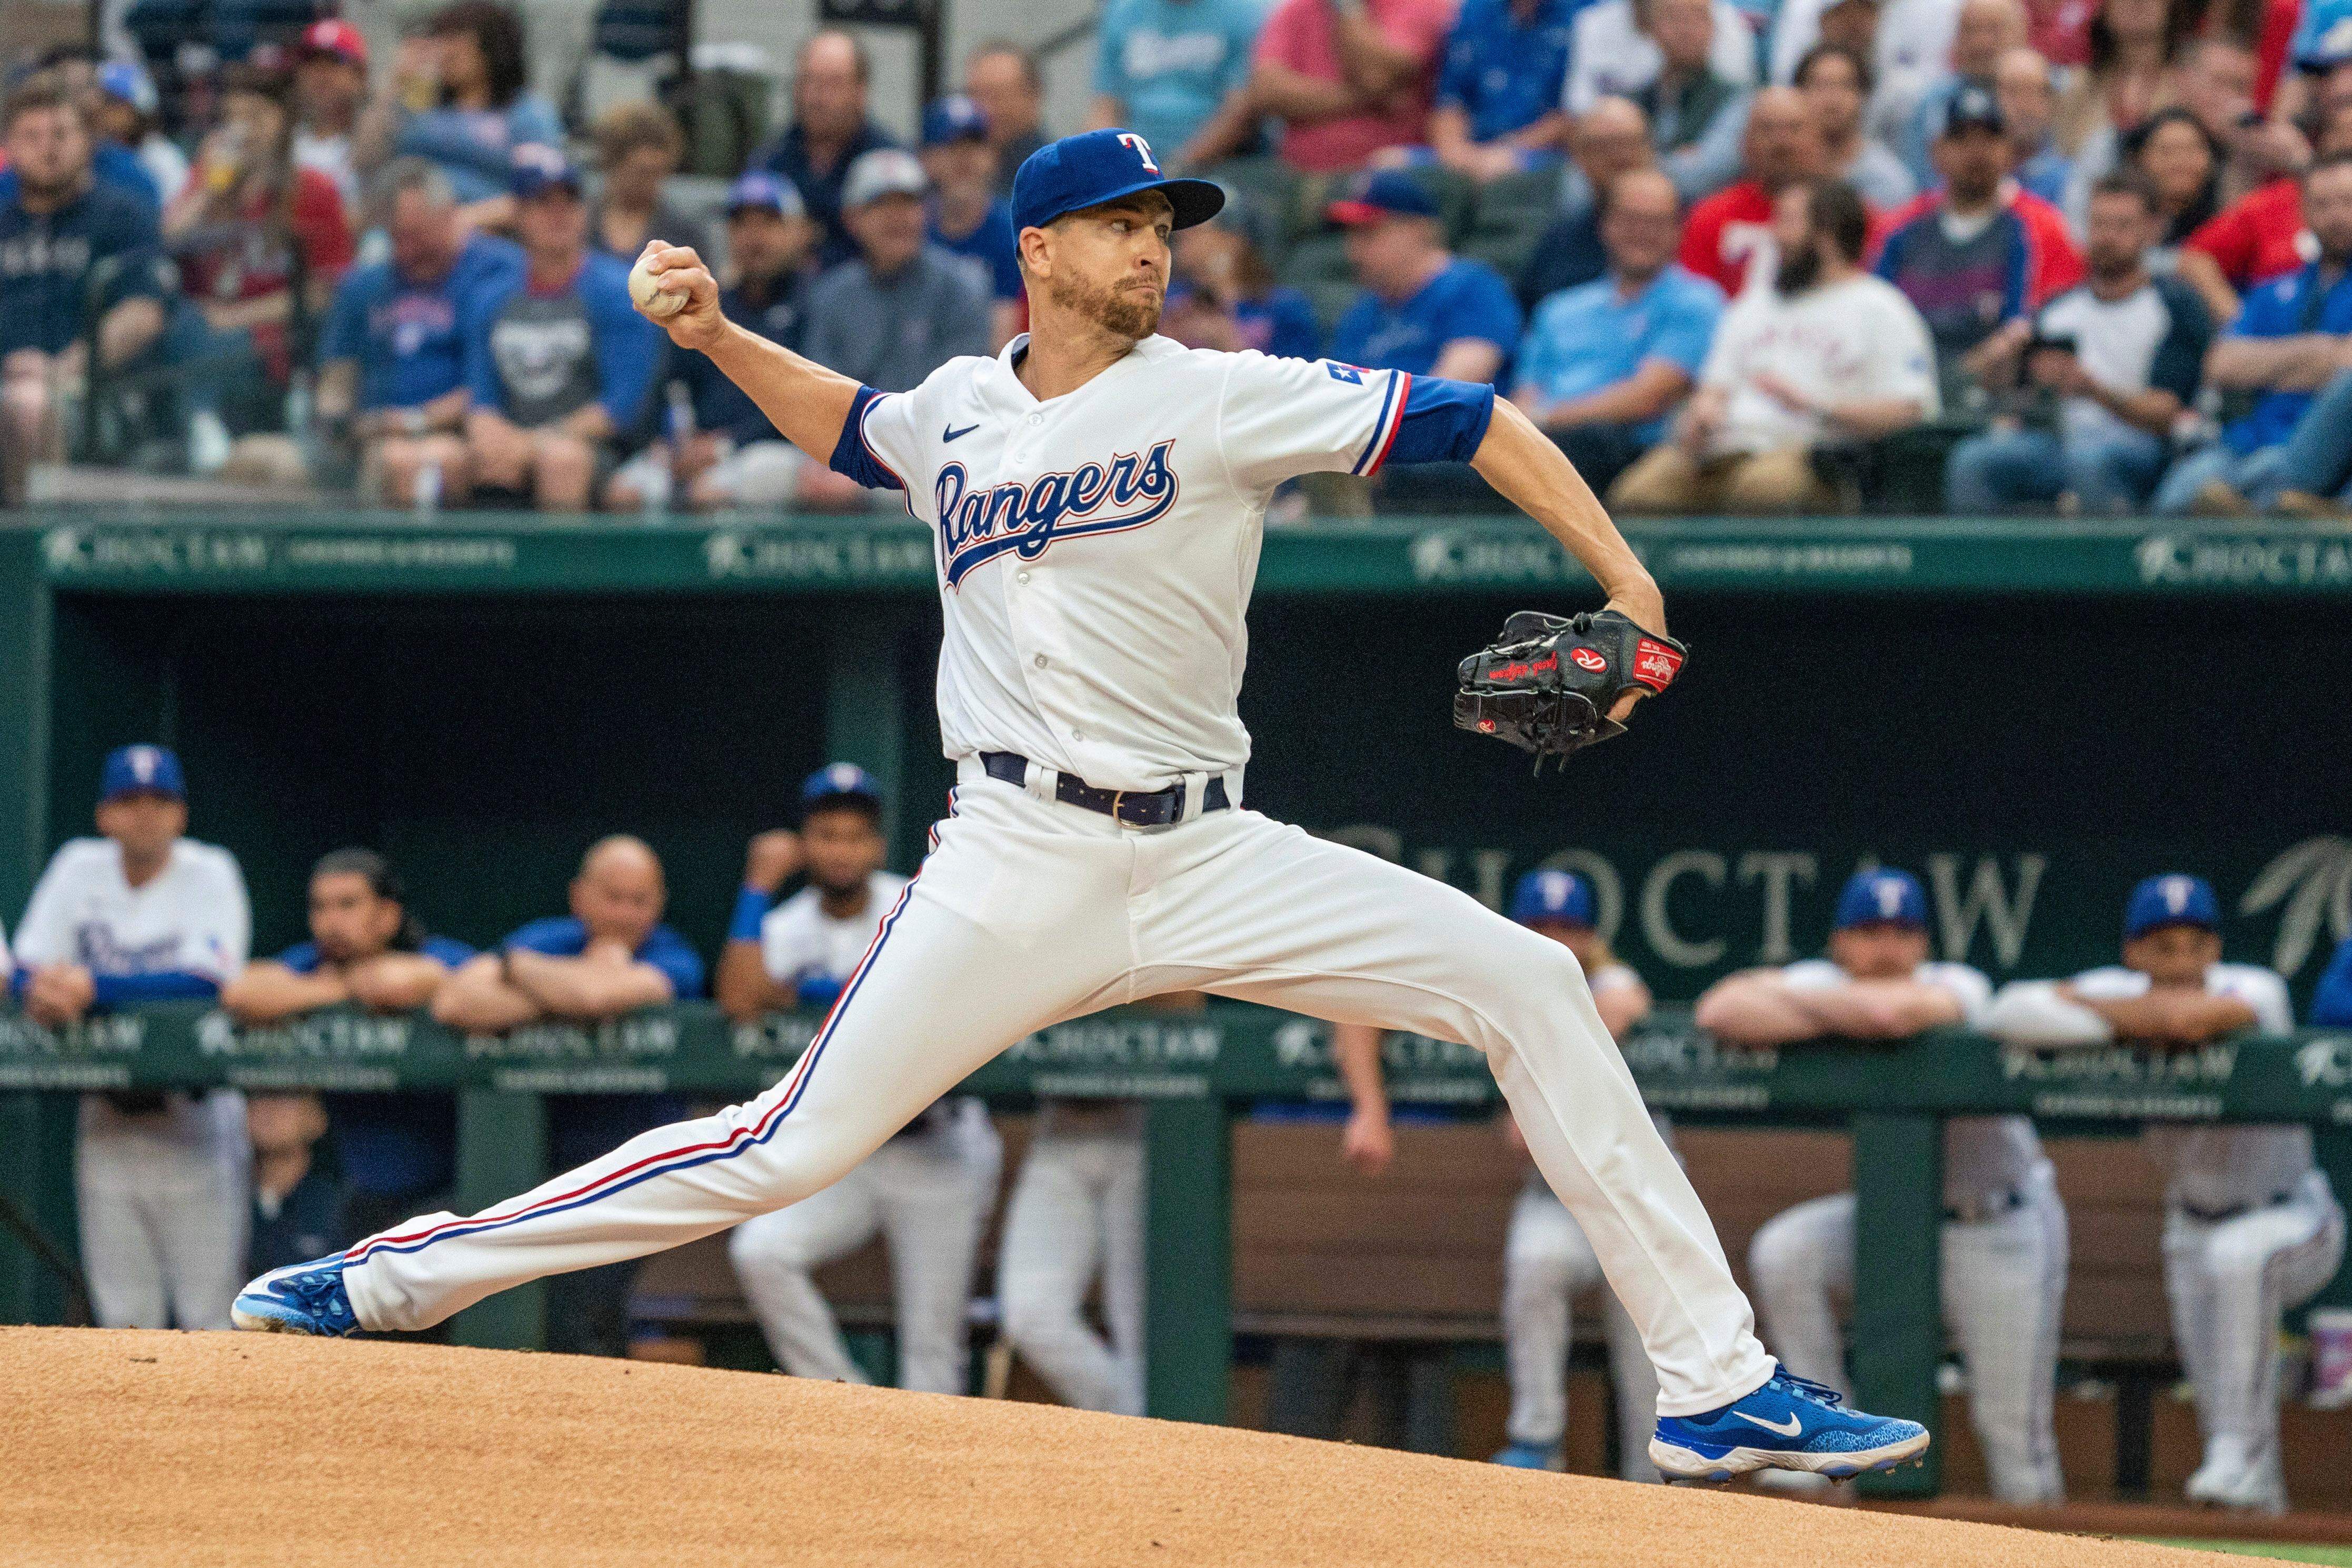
[{"x1": 981, "y1": 751, "x2": 1230, "y2": 828}]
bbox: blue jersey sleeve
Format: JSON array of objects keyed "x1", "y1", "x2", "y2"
[
  {"x1": 504, "y1": 917, "x2": 586, "y2": 956},
  {"x1": 2313, "y1": 936, "x2": 2352, "y2": 1027},
  {"x1": 1387, "y1": 375, "x2": 1496, "y2": 464},
  {"x1": 828, "y1": 385, "x2": 909, "y2": 490},
  {"x1": 1434, "y1": 14, "x2": 1483, "y2": 111},
  {"x1": 420, "y1": 935, "x2": 478, "y2": 966},
  {"x1": 640, "y1": 926, "x2": 707, "y2": 1000},
  {"x1": 1449, "y1": 265, "x2": 1524, "y2": 358},
  {"x1": 2001, "y1": 214, "x2": 2032, "y2": 323},
  {"x1": 276, "y1": 941, "x2": 323, "y2": 974},
  {"x1": 320, "y1": 268, "x2": 369, "y2": 366},
  {"x1": 2148, "y1": 277, "x2": 2213, "y2": 403}
]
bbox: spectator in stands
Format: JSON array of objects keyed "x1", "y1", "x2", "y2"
[
  {"x1": 1982, "y1": 875, "x2": 2338, "y2": 1514},
  {"x1": 433, "y1": 835, "x2": 705, "y2": 1358},
  {"x1": 1895, "y1": 0, "x2": 2027, "y2": 188},
  {"x1": 1996, "y1": 45, "x2": 2074, "y2": 205},
  {"x1": 966, "y1": 42, "x2": 1054, "y2": 191},
  {"x1": 164, "y1": 61, "x2": 355, "y2": 472},
  {"x1": 12, "y1": 745, "x2": 251, "y2": 1332},
  {"x1": 2154, "y1": 152, "x2": 2352, "y2": 513},
  {"x1": 1945, "y1": 171, "x2": 2210, "y2": 511},
  {"x1": 293, "y1": 19, "x2": 369, "y2": 210},
  {"x1": 1799, "y1": 43, "x2": 1915, "y2": 209},
  {"x1": 1486, "y1": 871, "x2": 1664, "y2": 1481},
  {"x1": 1089, "y1": 0, "x2": 1265, "y2": 168},
  {"x1": 365, "y1": 1, "x2": 562, "y2": 232},
  {"x1": 1517, "y1": 96, "x2": 1657, "y2": 309},
  {"x1": 607, "y1": 172, "x2": 815, "y2": 513},
  {"x1": 1328, "y1": 171, "x2": 1522, "y2": 380},
  {"x1": 802, "y1": 150, "x2": 993, "y2": 394},
  {"x1": 218, "y1": 847, "x2": 472, "y2": 1249},
  {"x1": 1711, "y1": 868, "x2": 2067, "y2": 1508},
  {"x1": 590, "y1": 102, "x2": 703, "y2": 265},
  {"x1": 314, "y1": 159, "x2": 523, "y2": 507},
  {"x1": 1614, "y1": 177, "x2": 1936, "y2": 512},
  {"x1": 1164, "y1": 197, "x2": 1322, "y2": 357},
  {"x1": 1419, "y1": 0, "x2": 1578, "y2": 180},
  {"x1": 1875, "y1": 84, "x2": 2083, "y2": 387},
  {"x1": 0, "y1": 79, "x2": 171, "y2": 470},
  {"x1": 1566, "y1": 0, "x2": 1758, "y2": 118},
  {"x1": 920, "y1": 96, "x2": 1024, "y2": 348},
  {"x1": 2161, "y1": 37, "x2": 2269, "y2": 208},
  {"x1": 2054, "y1": 0, "x2": 2189, "y2": 188},
  {"x1": 92, "y1": 61, "x2": 187, "y2": 207},
  {"x1": 1239, "y1": 0, "x2": 1454, "y2": 174},
  {"x1": 722, "y1": 766, "x2": 1002, "y2": 1402},
  {"x1": 0, "y1": 61, "x2": 162, "y2": 216},
  {"x1": 245, "y1": 1092, "x2": 346, "y2": 1277},
  {"x1": 2180, "y1": 97, "x2": 2352, "y2": 325},
  {"x1": 2130, "y1": 106, "x2": 2224, "y2": 255},
  {"x1": 1636, "y1": 0, "x2": 1750, "y2": 198},
  {"x1": 1512, "y1": 168, "x2": 1725, "y2": 492},
  {"x1": 756, "y1": 31, "x2": 900, "y2": 271},
  {"x1": 462, "y1": 147, "x2": 662, "y2": 512},
  {"x1": 1679, "y1": 85, "x2": 1823, "y2": 296}
]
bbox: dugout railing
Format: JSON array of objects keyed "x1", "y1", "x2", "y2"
[{"x1": 2, "y1": 1001, "x2": 2350, "y2": 1500}]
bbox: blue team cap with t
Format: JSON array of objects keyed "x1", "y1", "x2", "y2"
[
  {"x1": 509, "y1": 143, "x2": 582, "y2": 199},
  {"x1": 101, "y1": 744, "x2": 184, "y2": 803},
  {"x1": 1012, "y1": 128, "x2": 1224, "y2": 235},
  {"x1": 1834, "y1": 868, "x2": 1927, "y2": 931},
  {"x1": 1510, "y1": 870, "x2": 1596, "y2": 927},
  {"x1": 727, "y1": 170, "x2": 804, "y2": 219},
  {"x1": 923, "y1": 94, "x2": 991, "y2": 147},
  {"x1": 97, "y1": 61, "x2": 158, "y2": 116},
  {"x1": 802, "y1": 762, "x2": 883, "y2": 811},
  {"x1": 2125, "y1": 874, "x2": 2219, "y2": 939},
  {"x1": 1327, "y1": 169, "x2": 1442, "y2": 226}
]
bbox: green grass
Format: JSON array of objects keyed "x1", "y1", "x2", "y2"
[{"x1": 2137, "y1": 1542, "x2": 2352, "y2": 1564}]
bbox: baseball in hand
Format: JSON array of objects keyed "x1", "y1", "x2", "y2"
[{"x1": 629, "y1": 250, "x2": 686, "y2": 318}]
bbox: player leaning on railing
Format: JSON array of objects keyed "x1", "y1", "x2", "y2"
[{"x1": 233, "y1": 127, "x2": 1928, "y2": 1484}]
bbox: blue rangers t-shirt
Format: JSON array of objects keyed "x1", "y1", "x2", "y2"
[
  {"x1": 503, "y1": 916, "x2": 706, "y2": 998},
  {"x1": 1434, "y1": 0, "x2": 1582, "y2": 144},
  {"x1": 676, "y1": 273, "x2": 806, "y2": 444},
  {"x1": 1331, "y1": 256, "x2": 1524, "y2": 379},
  {"x1": 2223, "y1": 261, "x2": 2352, "y2": 453},
  {"x1": 1093, "y1": 0, "x2": 1267, "y2": 156},
  {"x1": 320, "y1": 231, "x2": 524, "y2": 412},
  {"x1": 930, "y1": 199, "x2": 1023, "y2": 301},
  {"x1": 1517, "y1": 264, "x2": 1725, "y2": 442},
  {"x1": 0, "y1": 179, "x2": 171, "y2": 358},
  {"x1": 466, "y1": 251, "x2": 663, "y2": 430}
]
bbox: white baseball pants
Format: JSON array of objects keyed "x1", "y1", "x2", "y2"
[
  {"x1": 1502, "y1": 1174, "x2": 1663, "y2": 1480},
  {"x1": 2165, "y1": 1169, "x2": 2345, "y2": 1509},
  {"x1": 996, "y1": 1105, "x2": 1147, "y2": 1415},
  {"x1": 76, "y1": 1091, "x2": 250, "y2": 1331},
  {"x1": 342, "y1": 775, "x2": 1774, "y2": 1415},
  {"x1": 726, "y1": 1101, "x2": 1001, "y2": 1395},
  {"x1": 1747, "y1": 1161, "x2": 2068, "y2": 1504}
]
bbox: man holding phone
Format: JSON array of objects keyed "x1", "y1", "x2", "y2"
[{"x1": 1945, "y1": 169, "x2": 2211, "y2": 513}]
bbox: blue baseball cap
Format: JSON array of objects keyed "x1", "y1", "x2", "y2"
[
  {"x1": 1011, "y1": 128, "x2": 1224, "y2": 236},
  {"x1": 726, "y1": 170, "x2": 804, "y2": 219},
  {"x1": 802, "y1": 763, "x2": 883, "y2": 812},
  {"x1": 2125, "y1": 874, "x2": 2219, "y2": 940},
  {"x1": 1834, "y1": 868, "x2": 1928, "y2": 931},
  {"x1": 97, "y1": 61, "x2": 158, "y2": 116},
  {"x1": 1510, "y1": 870, "x2": 1596, "y2": 928},
  {"x1": 101, "y1": 745, "x2": 184, "y2": 803},
  {"x1": 922, "y1": 94, "x2": 991, "y2": 148},
  {"x1": 510, "y1": 143, "x2": 582, "y2": 199},
  {"x1": 1327, "y1": 169, "x2": 1441, "y2": 226}
]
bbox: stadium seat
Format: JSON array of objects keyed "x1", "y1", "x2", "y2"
[{"x1": 1459, "y1": 168, "x2": 1561, "y2": 283}]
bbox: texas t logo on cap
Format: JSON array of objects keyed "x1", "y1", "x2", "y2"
[{"x1": 1115, "y1": 132, "x2": 1161, "y2": 174}]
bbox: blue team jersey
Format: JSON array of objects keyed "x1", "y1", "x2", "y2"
[
  {"x1": 0, "y1": 181, "x2": 171, "y2": 358},
  {"x1": 1517, "y1": 265, "x2": 1723, "y2": 442},
  {"x1": 1093, "y1": 0, "x2": 1267, "y2": 156},
  {"x1": 503, "y1": 916, "x2": 706, "y2": 1000},
  {"x1": 1434, "y1": 0, "x2": 1583, "y2": 144},
  {"x1": 391, "y1": 95, "x2": 565, "y2": 205},
  {"x1": 464, "y1": 250, "x2": 663, "y2": 429},
  {"x1": 1332, "y1": 256, "x2": 1523, "y2": 379},
  {"x1": 2224, "y1": 262, "x2": 2352, "y2": 453},
  {"x1": 1235, "y1": 287, "x2": 1322, "y2": 359},
  {"x1": 320, "y1": 232, "x2": 524, "y2": 412},
  {"x1": 930, "y1": 199, "x2": 1023, "y2": 301},
  {"x1": 678, "y1": 275, "x2": 805, "y2": 443},
  {"x1": 277, "y1": 934, "x2": 476, "y2": 973}
]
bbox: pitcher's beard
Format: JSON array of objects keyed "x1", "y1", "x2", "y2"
[{"x1": 1049, "y1": 268, "x2": 1163, "y2": 340}]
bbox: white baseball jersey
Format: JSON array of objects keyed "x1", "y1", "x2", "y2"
[
  {"x1": 759, "y1": 873, "x2": 912, "y2": 986},
  {"x1": 1782, "y1": 957, "x2": 2045, "y2": 1202},
  {"x1": 2066, "y1": 963, "x2": 2307, "y2": 1213},
  {"x1": 13, "y1": 837, "x2": 250, "y2": 985},
  {"x1": 840, "y1": 336, "x2": 1470, "y2": 793}
]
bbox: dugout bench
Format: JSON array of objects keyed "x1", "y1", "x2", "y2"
[{"x1": 3, "y1": 1002, "x2": 2350, "y2": 1500}]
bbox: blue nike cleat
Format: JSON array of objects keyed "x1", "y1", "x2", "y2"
[
  {"x1": 231, "y1": 1253, "x2": 361, "y2": 1337},
  {"x1": 1648, "y1": 1364, "x2": 1929, "y2": 1483},
  {"x1": 1490, "y1": 1441, "x2": 1565, "y2": 1470}
]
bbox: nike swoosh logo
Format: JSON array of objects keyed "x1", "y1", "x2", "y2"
[
  {"x1": 1733, "y1": 1411, "x2": 1802, "y2": 1437},
  {"x1": 943, "y1": 423, "x2": 980, "y2": 442}
]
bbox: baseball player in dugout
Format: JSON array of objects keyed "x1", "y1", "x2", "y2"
[
  {"x1": 1698, "y1": 868, "x2": 2067, "y2": 1506},
  {"x1": 1984, "y1": 875, "x2": 2346, "y2": 1515},
  {"x1": 719, "y1": 765, "x2": 1002, "y2": 1396},
  {"x1": 233, "y1": 126, "x2": 1929, "y2": 1484}
]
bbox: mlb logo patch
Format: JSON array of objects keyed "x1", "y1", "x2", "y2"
[{"x1": 1325, "y1": 363, "x2": 1363, "y2": 385}]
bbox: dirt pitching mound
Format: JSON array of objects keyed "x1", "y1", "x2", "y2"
[{"x1": 3, "y1": 1327, "x2": 2212, "y2": 1566}]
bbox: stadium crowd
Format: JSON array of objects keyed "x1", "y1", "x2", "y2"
[
  {"x1": 7, "y1": 742, "x2": 2352, "y2": 1510},
  {"x1": 12, "y1": 0, "x2": 2352, "y2": 513}
]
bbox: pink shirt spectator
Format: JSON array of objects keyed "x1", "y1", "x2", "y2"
[{"x1": 1255, "y1": 0, "x2": 1457, "y2": 173}]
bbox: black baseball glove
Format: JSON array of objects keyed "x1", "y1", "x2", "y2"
[{"x1": 1453, "y1": 608, "x2": 1688, "y2": 771}]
